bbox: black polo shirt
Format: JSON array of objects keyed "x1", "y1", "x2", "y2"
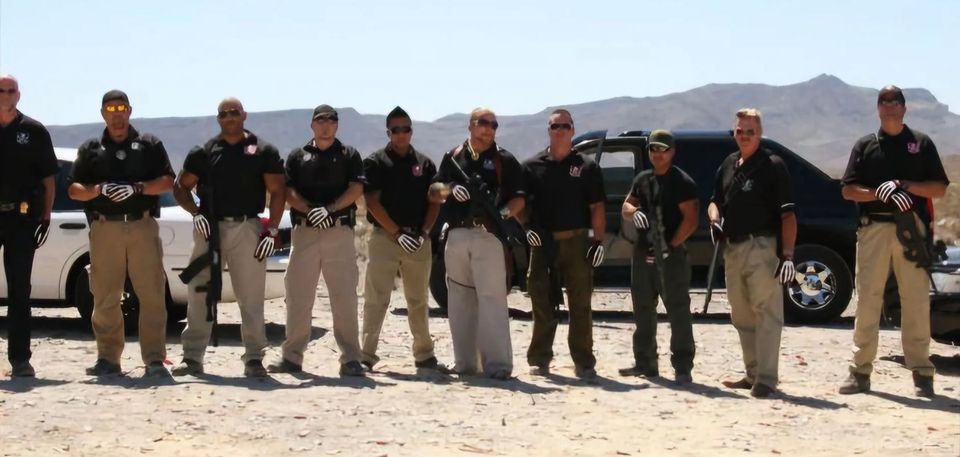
[
  {"x1": 710, "y1": 148, "x2": 794, "y2": 239},
  {"x1": 72, "y1": 127, "x2": 175, "y2": 216},
  {"x1": 628, "y1": 166, "x2": 697, "y2": 242},
  {"x1": 842, "y1": 125, "x2": 948, "y2": 223},
  {"x1": 286, "y1": 138, "x2": 365, "y2": 220},
  {"x1": 0, "y1": 111, "x2": 59, "y2": 216},
  {"x1": 434, "y1": 141, "x2": 524, "y2": 224},
  {"x1": 363, "y1": 144, "x2": 437, "y2": 229},
  {"x1": 522, "y1": 148, "x2": 605, "y2": 231},
  {"x1": 182, "y1": 131, "x2": 283, "y2": 218}
]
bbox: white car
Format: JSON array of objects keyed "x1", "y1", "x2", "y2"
[{"x1": 0, "y1": 148, "x2": 291, "y2": 327}]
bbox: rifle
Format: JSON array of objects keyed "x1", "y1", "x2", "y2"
[
  {"x1": 178, "y1": 152, "x2": 223, "y2": 347},
  {"x1": 442, "y1": 152, "x2": 528, "y2": 278},
  {"x1": 638, "y1": 172, "x2": 670, "y2": 301},
  {"x1": 702, "y1": 241, "x2": 721, "y2": 314}
]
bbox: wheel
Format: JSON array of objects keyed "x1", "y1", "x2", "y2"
[
  {"x1": 783, "y1": 244, "x2": 853, "y2": 324},
  {"x1": 74, "y1": 264, "x2": 94, "y2": 325}
]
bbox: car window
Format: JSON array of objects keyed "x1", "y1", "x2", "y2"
[{"x1": 671, "y1": 139, "x2": 737, "y2": 224}]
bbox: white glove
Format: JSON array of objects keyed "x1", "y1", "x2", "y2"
[
  {"x1": 586, "y1": 241, "x2": 604, "y2": 267},
  {"x1": 254, "y1": 231, "x2": 276, "y2": 261},
  {"x1": 307, "y1": 206, "x2": 331, "y2": 228},
  {"x1": 777, "y1": 259, "x2": 796, "y2": 285},
  {"x1": 452, "y1": 185, "x2": 471, "y2": 202},
  {"x1": 396, "y1": 231, "x2": 424, "y2": 254},
  {"x1": 709, "y1": 219, "x2": 724, "y2": 245},
  {"x1": 875, "y1": 180, "x2": 900, "y2": 203},
  {"x1": 102, "y1": 183, "x2": 137, "y2": 202},
  {"x1": 633, "y1": 210, "x2": 649, "y2": 229},
  {"x1": 193, "y1": 213, "x2": 211, "y2": 240},
  {"x1": 889, "y1": 190, "x2": 913, "y2": 212},
  {"x1": 35, "y1": 221, "x2": 50, "y2": 249},
  {"x1": 526, "y1": 230, "x2": 542, "y2": 247}
]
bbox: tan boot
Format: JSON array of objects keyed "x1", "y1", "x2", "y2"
[{"x1": 838, "y1": 373, "x2": 870, "y2": 394}]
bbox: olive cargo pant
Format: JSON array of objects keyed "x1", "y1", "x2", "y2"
[
  {"x1": 361, "y1": 227, "x2": 435, "y2": 365},
  {"x1": 526, "y1": 230, "x2": 596, "y2": 370},
  {"x1": 180, "y1": 219, "x2": 267, "y2": 363},
  {"x1": 630, "y1": 244, "x2": 695, "y2": 374},
  {"x1": 88, "y1": 216, "x2": 167, "y2": 365},
  {"x1": 849, "y1": 221, "x2": 934, "y2": 377},
  {"x1": 445, "y1": 227, "x2": 513, "y2": 376},
  {"x1": 282, "y1": 224, "x2": 361, "y2": 365},
  {"x1": 724, "y1": 236, "x2": 783, "y2": 388}
]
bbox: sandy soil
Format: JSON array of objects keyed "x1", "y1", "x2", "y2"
[{"x1": 1, "y1": 284, "x2": 958, "y2": 456}]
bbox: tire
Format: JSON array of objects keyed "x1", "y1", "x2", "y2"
[
  {"x1": 74, "y1": 264, "x2": 94, "y2": 325},
  {"x1": 783, "y1": 244, "x2": 853, "y2": 324}
]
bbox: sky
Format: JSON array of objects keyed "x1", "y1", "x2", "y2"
[{"x1": 1, "y1": 0, "x2": 957, "y2": 126}]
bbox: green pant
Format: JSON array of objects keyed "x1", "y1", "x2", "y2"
[
  {"x1": 629, "y1": 244, "x2": 695, "y2": 374},
  {"x1": 526, "y1": 231, "x2": 596, "y2": 370}
]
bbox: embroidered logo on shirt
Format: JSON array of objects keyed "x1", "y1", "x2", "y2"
[
  {"x1": 569, "y1": 165, "x2": 582, "y2": 177},
  {"x1": 412, "y1": 164, "x2": 423, "y2": 176},
  {"x1": 245, "y1": 144, "x2": 257, "y2": 155},
  {"x1": 131, "y1": 142, "x2": 141, "y2": 151},
  {"x1": 483, "y1": 159, "x2": 495, "y2": 170},
  {"x1": 15, "y1": 132, "x2": 29, "y2": 144},
  {"x1": 116, "y1": 149, "x2": 127, "y2": 160},
  {"x1": 907, "y1": 142, "x2": 920, "y2": 154},
  {"x1": 742, "y1": 179, "x2": 753, "y2": 192},
  {"x1": 302, "y1": 152, "x2": 313, "y2": 162}
]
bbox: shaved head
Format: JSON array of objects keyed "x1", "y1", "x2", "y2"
[
  {"x1": 0, "y1": 74, "x2": 19, "y2": 89},
  {"x1": 0, "y1": 74, "x2": 21, "y2": 115},
  {"x1": 218, "y1": 97, "x2": 244, "y2": 112}
]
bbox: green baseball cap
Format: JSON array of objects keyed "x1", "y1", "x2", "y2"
[{"x1": 648, "y1": 129, "x2": 674, "y2": 149}]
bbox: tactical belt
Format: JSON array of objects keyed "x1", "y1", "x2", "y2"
[
  {"x1": 218, "y1": 215, "x2": 259, "y2": 222},
  {"x1": 552, "y1": 229, "x2": 587, "y2": 240},
  {"x1": 88, "y1": 210, "x2": 151, "y2": 222},
  {"x1": 297, "y1": 214, "x2": 355, "y2": 229},
  {"x1": 727, "y1": 230, "x2": 777, "y2": 244},
  {"x1": 451, "y1": 216, "x2": 494, "y2": 232}
]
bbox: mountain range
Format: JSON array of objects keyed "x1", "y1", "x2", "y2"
[{"x1": 46, "y1": 74, "x2": 960, "y2": 177}]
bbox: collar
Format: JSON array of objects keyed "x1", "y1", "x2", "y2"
[
  {"x1": 216, "y1": 129, "x2": 257, "y2": 147},
  {"x1": 304, "y1": 137, "x2": 342, "y2": 153},
  {"x1": 462, "y1": 139, "x2": 498, "y2": 159},
  {"x1": 877, "y1": 124, "x2": 912, "y2": 141},
  {"x1": 100, "y1": 126, "x2": 140, "y2": 146},
  {"x1": 385, "y1": 143, "x2": 418, "y2": 161}
]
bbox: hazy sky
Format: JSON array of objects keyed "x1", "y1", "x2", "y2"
[{"x1": 1, "y1": 0, "x2": 956, "y2": 126}]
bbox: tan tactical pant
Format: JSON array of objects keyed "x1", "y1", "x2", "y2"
[
  {"x1": 850, "y1": 222, "x2": 934, "y2": 376},
  {"x1": 180, "y1": 219, "x2": 267, "y2": 363},
  {"x1": 445, "y1": 227, "x2": 513, "y2": 376},
  {"x1": 361, "y1": 227, "x2": 434, "y2": 365},
  {"x1": 282, "y1": 224, "x2": 361, "y2": 365},
  {"x1": 88, "y1": 216, "x2": 167, "y2": 365},
  {"x1": 724, "y1": 236, "x2": 783, "y2": 387}
]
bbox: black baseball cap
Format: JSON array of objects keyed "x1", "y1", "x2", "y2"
[
  {"x1": 877, "y1": 85, "x2": 905, "y2": 104},
  {"x1": 312, "y1": 104, "x2": 338, "y2": 120},
  {"x1": 101, "y1": 89, "x2": 129, "y2": 106}
]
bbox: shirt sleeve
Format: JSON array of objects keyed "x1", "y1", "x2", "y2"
[
  {"x1": 422, "y1": 157, "x2": 438, "y2": 182},
  {"x1": 150, "y1": 138, "x2": 176, "y2": 178},
  {"x1": 32, "y1": 126, "x2": 60, "y2": 179},
  {"x1": 69, "y1": 141, "x2": 96, "y2": 185},
  {"x1": 677, "y1": 171, "x2": 698, "y2": 203},
  {"x1": 261, "y1": 143, "x2": 284, "y2": 175},
  {"x1": 182, "y1": 146, "x2": 207, "y2": 178},
  {"x1": 285, "y1": 150, "x2": 300, "y2": 187},
  {"x1": 771, "y1": 156, "x2": 795, "y2": 213},
  {"x1": 362, "y1": 154, "x2": 382, "y2": 192},
  {"x1": 920, "y1": 136, "x2": 950, "y2": 185},
  {"x1": 346, "y1": 147, "x2": 365, "y2": 183},
  {"x1": 584, "y1": 159, "x2": 606, "y2": 204},
  {"x1": 841, "y1": 138, "x2": 867, "y2": 185},
  {"x1": 709, "y1": 159, "x2": 727, "y2": 207},
  {"x1": 433, "y1": 151, "x2": 454, "y2": 184},
  {"x1": 499, "y1": 153, "x2": 524, "y2": 202}
]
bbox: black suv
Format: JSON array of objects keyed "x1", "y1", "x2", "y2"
[{"x1": 430, "y1": 130, "x2": 859, "y2": 324}]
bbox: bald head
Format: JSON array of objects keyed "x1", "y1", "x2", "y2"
[
  {"x1": 217, "y1": 97, "x2": 244, "y2": 113},
  {"x1": 0, "y1": 74, "x2": 19, "y2": 88},
  {"x1": 0, "y1": 74, "x2": 21, "y2": 114}
]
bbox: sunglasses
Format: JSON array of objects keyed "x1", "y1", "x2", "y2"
[
  {"x1": 389, "y1": 125, "x2": 412, "y2": 134},
  {"x1": 0, "y1": 88, "x2": 17, "y2": 95},
  {"x1": 473, "y1": 118, "x2": 499, "y2": 130},
  {"x1": 878, "y1": 99, "x2": 903, "y2": 107},
  {"x1": 217, "y1": 108, "x2": 242, "y2": 119},
  {"x1": 649, "y1": 145, "x2": 672, "y2": 153},
  {"x1": 103, "y1": 104, "x2": 130, "y2": 113},
  {"x1": 734, "y1": 128, "x2": 757, "y2": 137},
  {"x1": 549, "y1": 123, "x2": 573, "y2": 131}
]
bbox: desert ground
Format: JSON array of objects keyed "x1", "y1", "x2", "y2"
[{"x1": 2, "y1": 283, "x2": 958, "y2": 457}]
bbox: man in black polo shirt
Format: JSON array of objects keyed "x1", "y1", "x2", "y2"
[
  {"x1": 619, "y1": 130, "x2": 698, "y2": 384},
  {"x1": 268, "y1": 104, "x2": 366, "y2": 377},
  {"x1": 838, "y1": 86, "x2": 949, "y2": 397},
  {"x1": 708, "y1": 108, "x2": 797, "y2": 398},
  {"x1": 69, "y1": 90, "x2": 175, "y2": 377},
  {"x1": 359, "y1": 106, "x2": 444, "y2": 371},
  {"x1": 522, "y1": 109, "x2": 605, "y2": 380},
  {"x1": 0, "y1": 74, "x2": 58, "y2": 378},
  {"x1": 430, "y1": 107, "x2": 525, "y2": 380},
  {"x1": 171, "y1": 97, "x2": 286, "y2": 378}
]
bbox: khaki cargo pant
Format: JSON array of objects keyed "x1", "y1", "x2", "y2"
[
  {"x1": 361, "y1": 227, "x2": 434, "y2": 365},
  {"x1": 282, "y1": 224, "x2": 361, "y2": 365},
  {"x1": 88, "y1": 216, "x2": 167, "y2": 365},
  {"x1": 180, "y1": 219, "x2": 267, "y2": 363},
  {"x1": 526, "y1": 230, "x2": 595, "y2": 370},
  {"x1": 445, "y1": 227, "x2": 513, "y2": 376},
  {"x1": 850, "y1": 221, "x2": 934, "y2": 376},
  {"x1": 724, "y1": 236, "x2": 783, "y2": 387}
]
